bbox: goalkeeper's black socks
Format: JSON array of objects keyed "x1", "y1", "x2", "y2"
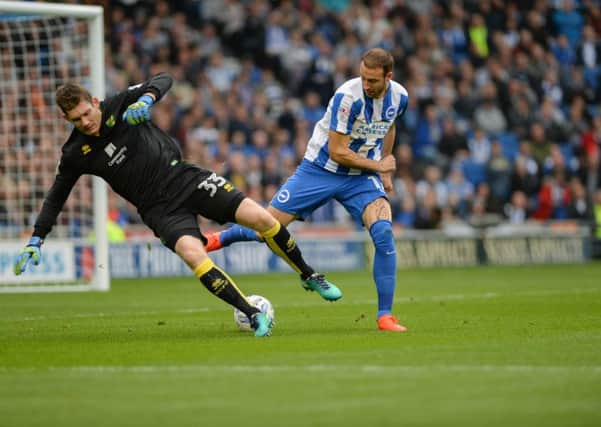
[
  {"x1": 194, "y1": 258, "x2": 259, "y2": 318},
  {"x1": 260, "y1": 221, "x2": 314, "y2": 281}
]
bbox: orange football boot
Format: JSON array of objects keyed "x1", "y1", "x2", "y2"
[
  {"x1": 204, "y1": 232, "x2": 223, "y2": 252},
  {"x1": 377, "y1": 314, "x2": 408, "y2": 332}
]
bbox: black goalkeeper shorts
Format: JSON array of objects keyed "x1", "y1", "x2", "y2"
[{"x1": 141, "y1": 172, "x2": 246, "y2": 252}]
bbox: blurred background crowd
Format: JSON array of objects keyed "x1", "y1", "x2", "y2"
[{"x1": 2, "y1": 0, "x2": 601, "y2": 238}]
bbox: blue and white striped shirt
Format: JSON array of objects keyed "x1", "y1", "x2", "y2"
[{"x1": 304, "y1": 77, "x2": 409, "y2": 175}]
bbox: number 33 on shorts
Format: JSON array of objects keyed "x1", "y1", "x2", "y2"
[{"x1": 197, "y1": 173, "x2": 233, "y2": 197}]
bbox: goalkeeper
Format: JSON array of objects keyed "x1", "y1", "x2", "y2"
[{"x1": 13, "y1": 72, "x2": 342, "y2": 337}]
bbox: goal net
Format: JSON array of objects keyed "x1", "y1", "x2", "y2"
[{"x1": 0, "y1": 2, "x2": 108, "y2": 292}]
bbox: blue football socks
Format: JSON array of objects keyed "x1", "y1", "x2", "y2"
[
  {"x1": 219, "y1": 224, "x2": 261, "y2": 247},
  {"x1": 369, "y1": 220, "x2": 397, "y2": 318}
]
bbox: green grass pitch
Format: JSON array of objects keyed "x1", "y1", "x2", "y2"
[{"x1": 1, "y1": 263, "x2": 600, "y2": 427}]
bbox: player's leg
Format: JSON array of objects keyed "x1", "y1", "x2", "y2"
[
  {"x1": 147, "y1": 204, "x2": 272, "y2": 337},
  {"x1": 206, "y1": 162, "x2": 315, "y2": 252},
  {"x1": 260, "y1": 164, "x2": 342, "y2": 299},
  {"x1": 362, "y1": 198, "x2": 406, "y2": 332},
  {"x1": 205, "y1": 201, "x2": 296, "y2": 251},
  {"x1": 174, "y1": 235, "x2": 272, "y2": 337},
  {"x1": 205, "y1": 223, "x2": 261, "y2": 251},
  {"x1": 189, "y1": 169, "x2": 341, "y2": 301},
  {"x1": 339, "y1": 175, "x2": 406, "y2": 331},
  {"x1": 204, "y1": 196, "x2": 299, "y2": 252},
  {"x1": 234, "y1": 198, "x2": 308, "y2": 277},
  {"x1": 234, "y1": 198, "x2": 342, "y2": 301}
]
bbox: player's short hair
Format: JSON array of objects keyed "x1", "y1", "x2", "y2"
[
  {"x1": 361, "y1": 48, "x2": 394, "y2": 76},
  {"x1": 55, "y1": 83, "x2": 92, "y2": 113}
]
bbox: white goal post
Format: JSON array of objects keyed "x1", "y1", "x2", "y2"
[{"x1": 0, "y1": 1, "x2": 108, "y2": 292}]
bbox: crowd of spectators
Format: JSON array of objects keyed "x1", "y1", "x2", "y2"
[{"x1": 3, "y1": 0, "x2": 601, "y2": 237}]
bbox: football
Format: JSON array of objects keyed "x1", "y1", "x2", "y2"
[{"x1": 233, "y1": 294, "x2": 275, "y2": 332}]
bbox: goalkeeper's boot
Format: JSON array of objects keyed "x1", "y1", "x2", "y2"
[
  {"x1": 250, "y1": 312, "x2": 273, "y2": 337},
  {"x1": 204, "y1": 232, "x2": 223, "y2": 252},
  {"x1": 302, "y1": 273, "x2": 342, "y2": 301},
  {"x1": 377, "y1": 314, "x2": 407, "y2": 332}
]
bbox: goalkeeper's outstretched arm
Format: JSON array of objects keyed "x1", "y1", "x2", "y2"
[{"x1": 14, "y1": 162, "x2": 80, "y2": 275}]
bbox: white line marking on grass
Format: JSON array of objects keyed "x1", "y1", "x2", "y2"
[
  {"x1": 349, "y1": 287, "x2": 601, "y2": 306},
  {"x1": 16, "y1": 308, "x2": 210, "y2": 322},
  {"x1": 3, "y1": 287, "x2": 598, "y2": 323},
  {"x1": 3, "y1": 365, "x2": 601, "y2": 375}
]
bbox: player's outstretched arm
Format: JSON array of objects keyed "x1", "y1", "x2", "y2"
[
  {"x1": 18, "y1": 158, "x2": 79, "y2": 275},
  {"x1": 13, "y1": 236, "x2": 43, "y2": 275}
]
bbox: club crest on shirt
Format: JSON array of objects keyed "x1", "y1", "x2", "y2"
[
  {"x1": 81, "y1": 144, "x2": 91, "y2": 155},
  {"x1": 385, "y1": 106, "x2": 396, "y2": 120},
  {"x1": 277, "y1": 189, "x2": 290, "y2": 203},
  {"x1": 105, "y1": 115, "x2": 116, "y2": 128}
]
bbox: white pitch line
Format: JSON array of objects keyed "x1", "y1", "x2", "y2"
[
  {"x1": 289, "y1": 286, "x2": 601, "y2": 306},
  {"x1": 13, "y1": 307, "x2": 210, "y2": 322},
  {"x1": 2, "y1": 287, "x2": 599, "y2": 323},
  {"x1": 2, "y1": 364, "x2": 601, "y2": 375},
  {"x1": 351, "y1": 287, "x2": 600, "y2": 305}
]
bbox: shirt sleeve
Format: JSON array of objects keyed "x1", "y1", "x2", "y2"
[
  {"x1": 397, "y1": 92, "x2": 409, "y2": 118},
  {"x1": 33, "y1": 157, "x2": 81, "y2": 239},
  {"x1": 329, "y1": 93, "x2": 357, "y2": 135},
  {"x1": 122, "y1": 72, "x2": 174, "y2": 106}
]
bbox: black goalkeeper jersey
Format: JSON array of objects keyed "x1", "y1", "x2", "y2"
[{"x1": 33, "y1": 73, "x2": 205, "y2": 239}]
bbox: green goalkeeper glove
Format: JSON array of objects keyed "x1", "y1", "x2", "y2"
[
  {"x1": 122, "y1": 94, "x2": 154, "y2": 125},
  {"x1": 14, "y1": 236, "x2": 43, "y2": 275}
]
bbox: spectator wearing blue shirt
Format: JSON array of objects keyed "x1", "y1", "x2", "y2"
[{"x1": 553, "y1": 0, "x2": 584, "y2": 47}]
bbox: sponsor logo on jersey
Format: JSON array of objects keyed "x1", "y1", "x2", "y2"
[
  {"x1": 104, "y1": 142, "x2": 117, "y2": 157},
  {"x1": 108, "y1": 146, "x2": 128, "y2": 166},
  {"x1": 81, "y1": 144, "x2": 91, "y2": 155},
  {"x1": 105, "y1": 115, "x2": 116, "y2": 128},
  {"x1": 353, "y1": 121, "x2": 391, "y2": 138}
]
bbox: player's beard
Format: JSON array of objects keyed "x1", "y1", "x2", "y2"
[{"x1": 366, "y1": 85, "x2": 385, "y2": 99}]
